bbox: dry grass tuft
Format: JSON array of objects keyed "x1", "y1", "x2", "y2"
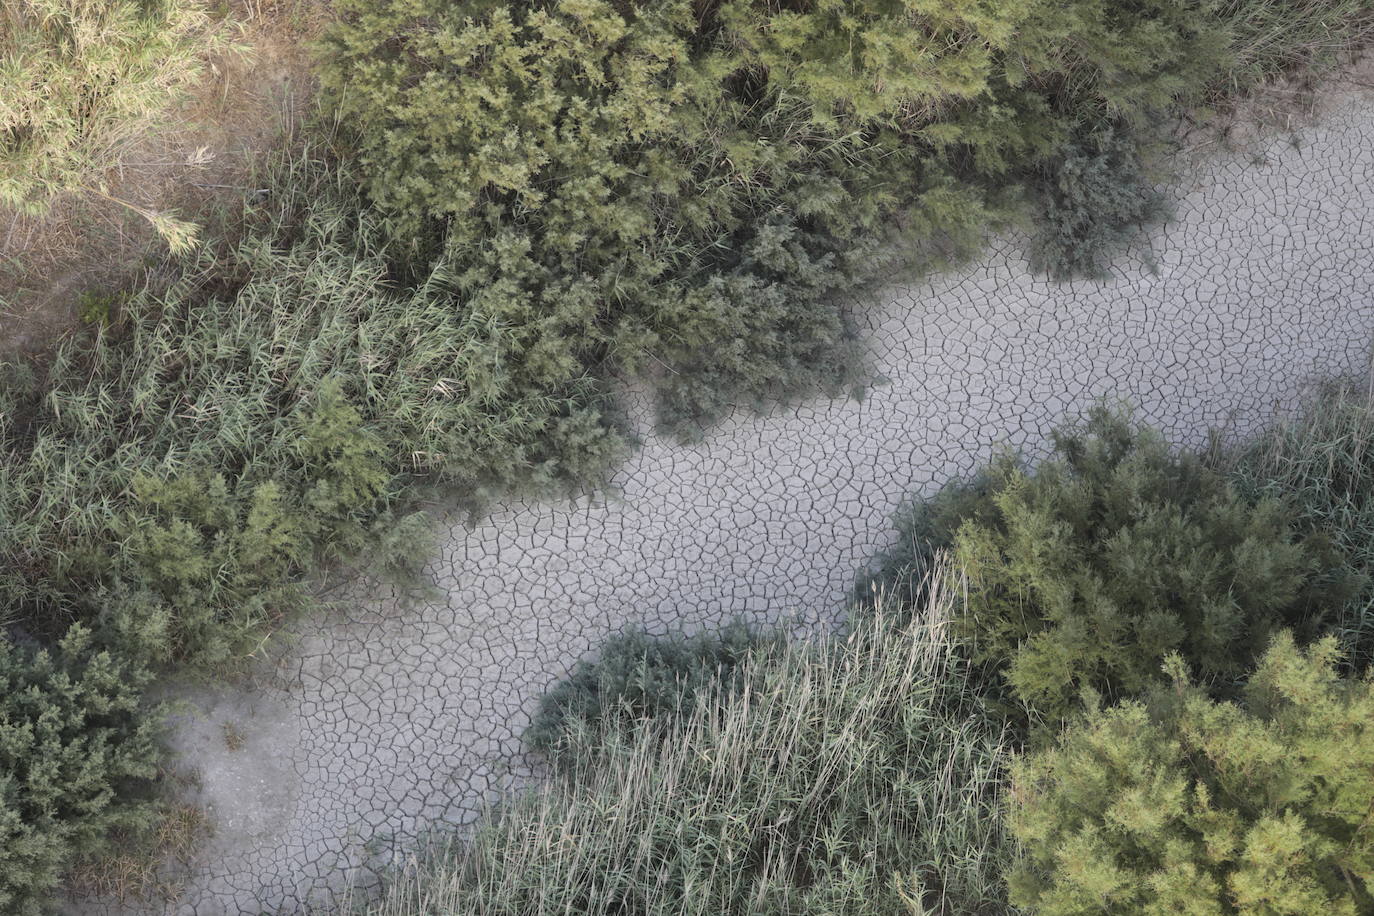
[
  {"x1": 221, "y1": 721, "x2": 247, "y2": 751},
  {"x1": 0, "y1": 0, "x2": 234, "y2": 235},
  {"x1": 66, "y1": 799, "x2": 211, "y2": 906}
]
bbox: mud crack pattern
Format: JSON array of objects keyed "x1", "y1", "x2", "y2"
[{"x1": 91, "y1": 90, "x2": 1374, "y2": 915}]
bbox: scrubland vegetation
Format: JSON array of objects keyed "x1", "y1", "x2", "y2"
[
  {"x1": 0, "y1": 0, "x2": 227, "y2": 248},
  {"x1": 365, "y1": 402, "x2": 1374, "y2": 915},
  {"x1": 1, "y1": 0, "x2": 1373, "y2": 911},
  {"x1": 0, "y1": 153, "x2": 621, "y2": 669}
]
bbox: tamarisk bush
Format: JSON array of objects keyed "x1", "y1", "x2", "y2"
[
  {"x1": 871, "y1": 409, "x2": 1357, "y2": 725},
  {"x1": 0, "y1": 626, "x2": 161, "y2": 915},
  {"x1": 1009, "y1": 633, "x2": 1374, "y2": 914},
  {"x1": 322, "y1": 0, "x2": 1259, "y2": 432}
]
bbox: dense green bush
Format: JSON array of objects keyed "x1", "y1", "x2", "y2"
[
  {"x1": 1028, "y1": 124, "x2": 1169, "y2": 279},
  {"x1": 882, "y1": 409, "x2": 1355, "y2": 724},
  {"x1": 0, "y1": 152, "x2": 625, "y2": 666},
  {"x1": 525, "y1": 620, "x2": 772, "y2": 769},
  {"x1": 362, "y1": 578, "x2": 1014, "y2": 915},
  {"x1": 1230, "y1": 380, "x2": 1374, "y2": 672},
  {"x1": 1008, "y1": 632, "x2": 1374, "y2": 914},
  {"x1": 321, "y1": 0, "x2": 995, "y2": 434},
  {"x1": 323, "y1": 0, "x2": 1297, "y2": 431},
  {"x1": 0, "y1": 626, "x2": 161, "y2": 915},
  {"x1": 0, "y1": 0, "x2": 225, "y2": 247}
]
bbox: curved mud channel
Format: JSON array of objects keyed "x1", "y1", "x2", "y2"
[{"x1": 83, "y1": 80, "x2": 1374, "y2": 915}]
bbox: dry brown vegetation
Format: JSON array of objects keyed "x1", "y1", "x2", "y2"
[
  {"x1": 1175, "y1": 48, "x2": 1374, "y2": 166},
  {"x1": 0, "y1": 0, "x2": 329, "y2": 358},
  {"x1": 65, "y1": 798, "x2": 211, "y2": 907}
]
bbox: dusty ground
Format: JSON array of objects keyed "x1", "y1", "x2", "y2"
[
  {"x1": 0, "y1": 0, "x2": 327, "y2": 358},
  {"x1": 65, "y1": 64, "x2": 1374, "y2": 916}
]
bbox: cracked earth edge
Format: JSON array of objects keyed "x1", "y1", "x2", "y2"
[{"x1": 79, "y1": 84, "x2": 1374, "y2": 915}]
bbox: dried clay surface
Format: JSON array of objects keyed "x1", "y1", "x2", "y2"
[{"x1": 84, "y1": 84, "x2": 1374, "y2": 915}]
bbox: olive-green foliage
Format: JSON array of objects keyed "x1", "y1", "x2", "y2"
[
  {"x1": 0, "y1": 152, "x2": 625, "y2": 666},
  {"x1": 324, "y1": 0, "x2": 1291, "y2": 432},
  {"x1": 913, "y1": 409, "x2": 1353, "y2": 724},
  {"x1": 0, "y1": 0, "x2": 223, "y2": 245},
  {"x1": 1029, "y1": 124, "x2": 1169, "y2": 279},
  {"x1": 1230, "y1": 381, "x2": 1374, "y2": 673},
  {"x1": 362, "y1": 581, "x2": 1014, "y2": 915},
  {"x1": 1008, "y1": 633, "x2": 1374, "y2": 914},
  {"x1": 0, "y1": 626, "x2": 161, "y2": 915},
  {"x1": 322, "y1": 0, "x2": 975, "y2": 434},
  {"x1": 524, "y1": 620, "x2": 773, "y2": 770},
  {"x1": 857, "y1": 471, "x2": 997, "y2": 610}
]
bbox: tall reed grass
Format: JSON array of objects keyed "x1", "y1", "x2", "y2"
[
  {"x1": 0, "y1": 147, "x2": 624, "y2": 662},
  {"x1": 1228, "y1": 373, "x2": 1374, "y2": 670},
  {"x1": 356, "y1": 570, "x2": 1014, "y2": 916},
  {"x1": 1218, "y1": 0, "x2": 1374, "y2": 94}
]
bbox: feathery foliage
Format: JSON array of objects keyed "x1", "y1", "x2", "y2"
[
  {"x1": 323, "y1": 0, "x2": 1302, "y2": 431},
  {"x1": 1009, "y1": 633, "x2": 1374, "y2": 914},
  {"x1": 321, "y1": 0, "x2": 995, "y2": 435},
  {"x1": 1028, "y1": 124, "x2": 1169, "y2": 279},
  {"x1": 0, "y1": 626, "x2": 161, "y2": 915},
  {"x1": 3, "y1": 1, "x2": 1373, "y2": 910},
  {"x1": 875, "y1": 408, "x2": 1356, "y2": 726}
]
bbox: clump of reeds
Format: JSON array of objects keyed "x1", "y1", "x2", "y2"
[
  {"x1": 358, "y1": 568, "x2": 1015, "y2": 916},
  {"x1": 0, "y1": 0, "x2": 232, "y2": 250}
]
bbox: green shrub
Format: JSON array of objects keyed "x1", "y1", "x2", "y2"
[
  {"x1": 901, "y1": 408, "x2": 1355, "y2": 724},
  {"x1": 321, "y1": 0, "x2": 1374, "y2": 436},
  {"x1": 361, "y1": 576, "x2": 1014, "y2": 915},
  {"x1": 857, "y1": 471, "x2": 997, "y2": 610},
  {"x1": 1028, "y1": 123, "x2": 1169, "y2": 279},
  {"x1": 324, "y1": 0, "x2": 1287, "y2": 431},
  {"x1": 1008, "y1": 632, "x2": 1374, "y2": 914},
  {"x1": 0, "y1": 0, "x2": 225, "y2": 248},
  {"x1": 0, "y1": 150, "x2": 625, "y2": 666},
  {"x1": 1230, "y1": 380, "x2": 1374, "y2": 673},
  {"x1": 525, "y1": 620, "x2": 773, "y2": 770},
  {"x1": 321, "y1": 0, "x2": 999, "y2": 434},
  {"x1": 0, "y1": 626, "x2": 162, "y2": 915}
]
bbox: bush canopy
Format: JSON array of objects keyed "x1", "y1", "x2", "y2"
[{"x1": 1010, "y1": 633, "x2": 1374, "y2": 914}]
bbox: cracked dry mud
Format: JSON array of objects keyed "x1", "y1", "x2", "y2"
[{"x1": 94, "y1": 86, "x2": 1374, "y2": 914}]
